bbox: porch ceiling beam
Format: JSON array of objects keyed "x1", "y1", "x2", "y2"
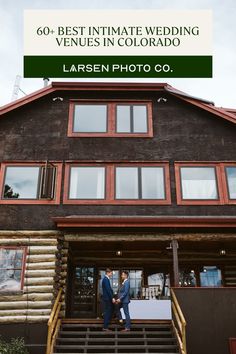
[{"x1": 64, "y1": 233, "x2": 236, "y2": 242}]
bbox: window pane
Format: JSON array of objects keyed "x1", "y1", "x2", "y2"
[
  {"x1": 179, "y1": 270, "x2": 196, "y2": 287},
  {"x1": 133, "y1": 106, "x2": 148, "y2": 133},
  {"x1": 116, "y1": 106, "x2": 131, "y2": 133},
  {"x1": 148, "y1": 273, "x2": 170, "y2": 297},
  {"x1": 73, "y1": 105, "x2": 107, "y2": 133},
  {"x1": 200, "y1": 266, "x2": 222, "y2": 287},
  {"x1": 0, "y1": 248, "x2": 24, "y2": 292},
  {"x1": 0, "y1": 249, "x2": 24, "y2": 270},
  {"x1": 4, "y1": 167, "x2": 40, "y2": 199},
  {"x1": 226, "y1": 167, "x2": 236, "y2": 199},
  {"x1": 69, "y1": 167, "x2": 105, "y2": 199},
  {"x1": 141, "y1": 167, "x2": 165, "y2": 199},
  {"x1": 180, "y1": 167, "x2": 218, "y2": 199},
  {"x1": 116, "y1": 168, "x2": 138, "y2": 199}
]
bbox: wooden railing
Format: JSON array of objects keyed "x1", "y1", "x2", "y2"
[
  {"x1": 46, "y1": 288, "x2": 63, "y2": 354},
  {"x1": 170, "y1": 288, "x2": 187, "y2": 354}
]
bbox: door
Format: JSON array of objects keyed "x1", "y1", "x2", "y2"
[{"x1": 70, "y1": 266, "x2": 97, "y2": 318}]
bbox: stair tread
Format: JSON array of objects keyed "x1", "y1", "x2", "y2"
[
  {"x1": 55, "y1": 344, "x2": 178, "y2": 348},
  {"x1": 62, "y1": 324, "x2": 172, "y2": 328},
  {"x1": 59, "y1": 330, "x2": 172, "y2": 335},
  {"x1": 58, "y1": 337, "x2": 175, "y2": 342}
]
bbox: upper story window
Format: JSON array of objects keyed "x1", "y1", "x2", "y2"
[
  {"x1": 175, "y1": 162, "x2": 236, "y2": 205},
  {"x1": 74, "y1": 104, "x2": 107, "y2": 133},
  {"x1": 180, "y1": 167, "x2": 218, "y2": 200},
  {"x1": 116, "y1": 167, "x2": 165, "y2": 200},
  {"x1": 225, "y1": 166, "x2": 236, "y2": 200},
  {"x1": 64, "y1": 162, "x2": 170, "y2": 205},
  {"x1": 0, "y1": 162, "x2": 62, "y2": 204},
  {"x1": 68, "y1": 100, "x2": 153, "y2": 138},
  {"x1": 116, "y1": 105, "x2": 148, "y2": 133},
  {"x1": 69, "y1": 166, "x2": 105, "y2": 199},
  {"x1": 0, "y1": 247, "x2": 27, "y2": 292}
]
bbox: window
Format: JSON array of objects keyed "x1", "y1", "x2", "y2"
[
  {"x1": 73, "y1": 104, "x2": 107, "y2": 133},
  {"x1": 180, "y1": 167, "x2": 218, "y2": 200},
  {"x1": 175, "y1": 162, "x2": 236, "y2": 205},
  {"x1": 175, "y1": 163, "x2": 224, "y2": 205},
  {"x1": 116, "y1": 105, "x2": 148, "y2": 133},
  {"x1": 68, "y1": 101, "x2": 153, "y2": 137},
  {"x1": 64, "y1": 162, "x2": 171, "y2": 205},
  {"x1": 0, "y1": 247, "x2": 27, "y2": 292},
  {"x1": 200, "y1": 266, "x2": 222, "y2": 287},
  {"x1": 148, "y1": 272, "x2": 170, "y2": 297},
  {"x1": 225, "y1": 167, "x2": 236, "y2": 200},
  {"x1": 69, "y1": 167, "x2": 105, "y2": 199},
  {"x1": 179, "y1": 269, "x2": 197, "y2": 287},
  {"x1": 4, "y1": 166, "x2": 40, "y2": 199},
  {"x1": 116, "y1": 167, "x2": 165, "y2": 200},
  {"x1": 0, "y1": 162, "x2": 62, "y2": 204},
  {"x1": 129, "y1": 270, "x2": 143, "y2": 299}
]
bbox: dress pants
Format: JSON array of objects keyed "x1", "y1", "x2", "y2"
[
  {"x1": 118, "y1": 302, "x2": 131, "y2": 329},
  {"x1": 103, "y1": 300, "x2": 113, "y2": 329}
]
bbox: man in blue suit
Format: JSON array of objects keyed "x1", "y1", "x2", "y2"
[
  {"x1": 102, "y1": 268, "x2": 115, "y2": 331},
  {"x1": 116, "y1": 270, "x2": 131, "y2": 331}
]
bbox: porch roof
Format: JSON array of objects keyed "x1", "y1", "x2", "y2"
[{"x1": 52, "y1": 215, "x2": 236, "y2": 228}]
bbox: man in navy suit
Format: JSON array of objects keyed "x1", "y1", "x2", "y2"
[
  {"x1": 116, "y1": 270, "x2": 131, "y2": 331},
  {"x1": 101, "y1": 268, "x2": 115, "y2": 331}
]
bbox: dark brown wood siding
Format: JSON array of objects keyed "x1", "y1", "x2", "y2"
[{"x1": 0, "y1": 91, "x2": 236, "y2": 230}]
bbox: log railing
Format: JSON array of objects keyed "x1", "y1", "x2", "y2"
[
  {"x1": 170, "y1": 288, "x2": 187, "y2": 354},
  {"x1": 46, "y1": 288, "x2": 63, "y2": 354}
]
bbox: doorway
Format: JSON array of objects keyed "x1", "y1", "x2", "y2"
[{"x1": 69, "y1": 266, "x2": 97, "y2": 318}]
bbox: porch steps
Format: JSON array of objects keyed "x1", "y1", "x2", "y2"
[{"x1": 53, "y1": 319, "x2": 180, "y2": 353}]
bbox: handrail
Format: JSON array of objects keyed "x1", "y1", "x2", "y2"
[
  {"x1": 46, "y1": 288, "x2": 63, "y2": 354},
  {"x1": 170, "y1": 288, "x2": 187, "y2": 354}
]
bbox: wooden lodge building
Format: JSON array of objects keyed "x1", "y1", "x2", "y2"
[{"x1": 0, "y1": 81, "x2": 236, "y2": 354}]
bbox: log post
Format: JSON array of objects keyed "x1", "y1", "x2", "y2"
[{"x1": 172, "y1": 239, "x2": 180, "y2": 287}]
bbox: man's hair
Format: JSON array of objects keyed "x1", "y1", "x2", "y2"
[
  {"x1": 105, "y1": 268, "x2": 112, "y2": 274},
  {"x1": 122, "y1": 270, "x2": 129, "y2": 277}
]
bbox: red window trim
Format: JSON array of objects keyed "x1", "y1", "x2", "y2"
[
  {"x1": 67, "y1": 99, "x2": 153, "y2": 138},
  {"x1": 63, "y1": 162, "x2": 171, "y2": 205},
  {"x1": 221, "y1": 163, "x2": 236, "y2": 205},
  {"x1": 0, "y1": 246, "x2": 27, "y2": 292},
  {"x1": 175, "y1": 162, "x2": 236, "y2": 205},
  {"x1": 0, "y1": 162, "x2": 63, "y2": 205}
]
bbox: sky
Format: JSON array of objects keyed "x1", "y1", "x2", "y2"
[{"x1": 0, "y1": 0, "x2": 236, "y2": 108}]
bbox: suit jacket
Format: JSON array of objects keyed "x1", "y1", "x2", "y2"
[
  {"x1": 102, "y1": 276, "x2": 113, "y2": 302},
  {"x1": 118, "y1": 279, "x2": 130, "y2": 303}
]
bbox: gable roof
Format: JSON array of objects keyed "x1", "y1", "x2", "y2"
[{"x1": 0, "y1": 82, "x2": 236, "y2": 125}]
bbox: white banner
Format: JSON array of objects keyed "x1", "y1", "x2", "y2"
[{"x1": 24, "y1": 10, "x2": 212, "y2": 56}]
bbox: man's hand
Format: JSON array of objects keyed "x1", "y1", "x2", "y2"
[
  {"x1": 116, "y1": 299, "x2": 121, "y2": 304},
  {"x1": 112, "y1": 298, "x2": 116, "y2": 304}
]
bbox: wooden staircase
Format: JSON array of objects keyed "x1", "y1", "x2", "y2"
[{"x1": 52, "y1": 319, "x2": 180, "y2": 354}]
